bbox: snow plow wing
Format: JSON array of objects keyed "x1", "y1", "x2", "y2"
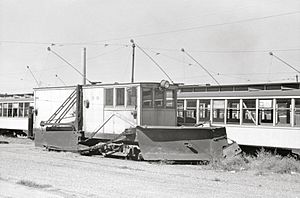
[
  {"x1": 136, "y1": 126, "x2": 228, "y2": 161},
  {"x1": 34, "y1": 127, "x2": 86, "y2": 151}
]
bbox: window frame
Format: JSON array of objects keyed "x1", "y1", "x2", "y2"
[
  {"x1": 116, "y1": 88, "x2": 125, "y2": 106},
  {"x1": 104, "y1": 88, "x2": 114, "y2": 107}
]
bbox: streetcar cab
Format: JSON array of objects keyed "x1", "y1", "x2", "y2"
[
  {"x1": 34, "y1": 81, "x2": 178, "y2": 139},
  {"x1": 84, "y1": 81, "x2": 178, "y2": 137}
]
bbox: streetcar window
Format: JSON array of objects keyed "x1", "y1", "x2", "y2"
[
  {"x1": 116, "y1": 88, "x2": 125, "y2": 106},
  {"x1": 234, "y1": 86, "x2": 248, "y2": 91},
  {"x1": 199, "y1": 100, "x2": 210, "y2": 122},
  {"x1": 127, "y1": 87, "x2": 137, "y2": 106},
  {"x1": 19, "y1": 103, "x2": 24, "y2": 117},
  {"x1": 212, "y1": 100, "x2": 225, "y2": 123},
  {"x1": 220, "y1": 86, "x2": 234, "y2": 91},
  {"x1": 3, "y1": 103, "x2": 8, "y2": 117},
  {"x1": 154, "y1": 88, "x2": 164, "y2": 108},
  {"x1": 207, "y1": 87, "x2": 219, "y2": 92},
  {"x1": 258, "y1": 99, "x2": 273, "y2": 125},
  {"x1": 185, "y1": 99, "x2": 197, "y2": 124},
  {"x1": 12, "y1": 103, "x2": 18, "y2": 117},
  {"x1": 295, "y1": 99, "x2": 300, "y2": 127},
  {"x1": 177, "y1": 100, "x2": 184, "y2": 124},
  {"x1": 227, "y1": 99, "x2": 240, "y2": 124},
  {"x1": 105, "y1": 88, "x2": 113, "y2": 106},
  {"x1": 166, "y1": 90, "x2": 175, "y2": 108},
  {"x1": 187, "y1": 100, "x2": 196, "y2": 107},
  {"x1": 8, "y1": 103, "x2": 12, "y2": 117},
  {"x1": 275, "y1": 99, "x2": 291, "y2": 126},
  {"x1": 194, "y1": 87, "x2": 206, "y2": 92},
  {"x1": 242, "y1": 99, "x2": 256, "y2": 125},
  {"x1": 0, "y1": 103, "x2": 2, "y2": 117},
  {"x1": 177, "y1": 100, "x2": 184, "y2": 109},
  {"x1": 24, "y1": 103, "x2": 30, "y2": 117},
  {"x1": 142, "y1": 88, "x2": 153, "y2": 108}
]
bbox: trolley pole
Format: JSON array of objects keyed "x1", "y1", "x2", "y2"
[
  {"x1": 130, "y1": 39, "x2": 135, "y2": 83},
  {"x1": 83, "y1": 47, "x2": 87, "y2": 85},
  {"x1": 269, "y1": 52, "x2": 300, "y2": 74}
]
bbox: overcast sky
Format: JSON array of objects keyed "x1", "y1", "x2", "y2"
[{"x1": 1, "y1": 0, "x2": 300, "y2": 93}]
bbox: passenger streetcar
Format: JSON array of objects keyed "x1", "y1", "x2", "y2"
[
  {"x1": 177, "y1": 82, "x2": 300, "y2": 155},
  {"x1": 0, "y1": 93, "x2": 34, "y2": 136}
]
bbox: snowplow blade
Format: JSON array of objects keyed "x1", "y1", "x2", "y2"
[
  {"x1": 136, "y1": 126, "x2": 228, "y2": 161},
  {"x1": 34, "y1": 128, "x2": 84, "y2": 151}
]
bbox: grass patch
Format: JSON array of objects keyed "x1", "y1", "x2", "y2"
[
  {"x1": 16, "y1": 180, "x2": 52, "y2": 189},
  {"x1": 209, "y1": 149, "x2": 300, "y2": 174},
  {"x1": 249, "y1": 150, "x2": 300, "y2": 174}
]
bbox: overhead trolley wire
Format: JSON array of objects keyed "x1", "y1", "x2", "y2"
[
  {"x1": 86, "y1": 46, "x2": 127, "y2": 61},
  {"x1": 87, "y1": 10, "x2": 300, "y2": 42},
  {"x1": 0, "y1": 40, "x2": 129, "y2": 47},
  {"x1": 142, "y1": 47, "x2": 300, "y2": 53},
  {"x1": 1, "y1": 11, "x2": 299, "y2": 45}
]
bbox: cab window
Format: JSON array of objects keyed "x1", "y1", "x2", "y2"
[
  {"x1": 166, "y1": 90, "x2": 175, "y2": 108},
  {"x1": 154, "y1": 88, "x2": 164, "y2": 108},
  {"x1": 142, "y1": 88, "x2": 153, "y2": 108},
  {"x1": 105, "y1": 88, "x2": 113, "y2": 106},
  {"x1": 116, "y1": 88, "x2": 125, "y2": 106},
  {"x1": 127, "y1": 87, "x2": 137, "y2": 106}
]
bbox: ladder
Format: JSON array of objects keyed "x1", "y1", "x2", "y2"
[{"x1": 40, "y1": 85, "x2": 82, "y2": 130}]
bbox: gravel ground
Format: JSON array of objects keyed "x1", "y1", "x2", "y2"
[{"x1": 0, "y1": 137, "x2": 299, "y2": 198}]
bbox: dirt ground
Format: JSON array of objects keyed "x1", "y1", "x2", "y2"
[{"x1": 0, "y1": 137, "x2": 299, "y2": 198}]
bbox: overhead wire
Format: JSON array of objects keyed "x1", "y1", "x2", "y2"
[
  {"x1": 140, "y1": 47, "x2": 300, "y2": 82},
  {"x1": 0, "y1": 40, "x2": 129, "y2": 47},
  {"x1": 86, "y1": 46, "x2": 128, "y2": 61},
  {"x1": 146, "y1": 48, "x2": 194, "y2": 66},
  {"x1": 86, "y1": 10, "x2": 300, "y2": 42},
  {"x1": 1, "y1": 11, "x2": 299, "y2": 46},
  {"x1": 141, "y1": 46, "x2": 300, "y2": 53}
]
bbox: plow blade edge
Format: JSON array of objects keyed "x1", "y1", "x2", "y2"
[
  {"x1": 34, "y1": 129, "x2": 83, "y2": 151},
  {"x1": 136, "y1": 126, "x2": 228, "y2": 161}
]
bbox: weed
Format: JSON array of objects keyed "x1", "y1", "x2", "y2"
[
  {"x1": 210, "y1": 155, "x2": 249, "y2": 171},
  {"x1": 248, "y1": 150, "x2": 300, "y2": 174},
  {"x1": 209, "y1": 150, "x2": 300, "y2": 174}
]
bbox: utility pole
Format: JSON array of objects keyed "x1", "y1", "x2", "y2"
[
  {"x1": 296, "y1": 75, "x2": 299, "y2": 83},
  {"x1": 83, "y1": 47, "x2": 87, "y2": 85},
  {"x1": 130, "y1": 39, "x2": 136, "y2": 83}
]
